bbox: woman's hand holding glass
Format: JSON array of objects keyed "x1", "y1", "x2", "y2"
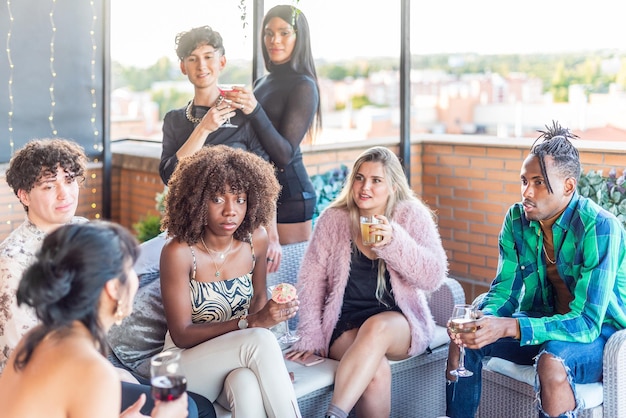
[
  {"x1": 266, "y1": 283, "x2": 300, "y2": 344},
  {"x1": 360, "y1": 214, "x2": 392, "y2": 248},
  {"x1": 221, "y1": 85, "x2": 258, "y2": 116},
  {"x1": 146, "y1": 351, "x2": 189, "y2": 418}
]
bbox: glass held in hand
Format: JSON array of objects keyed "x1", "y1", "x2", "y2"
[
  {"x1": 150, "y1": 351, "x2": 187, "y2": 401},
  {"x1": 217, "y1": 84, "x2": 245, "y2": 128},
  {"x1": 448, "y1": 303, "x2": 478, "y2": 378},
  {"x1": 359, "y1": 215, "x2": 383, "y2": 246},
  {"x1": 269, "y1": 283, "x2": 300, "y2": 345}
]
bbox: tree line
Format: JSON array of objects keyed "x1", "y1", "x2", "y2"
[{"x1": 113, "y1": 50, "x2": 626, "y2": 118}]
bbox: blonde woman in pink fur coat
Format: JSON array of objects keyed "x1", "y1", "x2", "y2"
[{"x1": 285, "y1": 146, "x2": 448, "y2": 418}]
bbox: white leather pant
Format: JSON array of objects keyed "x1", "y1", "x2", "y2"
[{"x1": 163, "y1": 327, "x2": 301, "y2": 418}]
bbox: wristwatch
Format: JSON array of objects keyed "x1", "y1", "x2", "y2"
[{"x1": 238, "y1": 315, "x2": 249, "y2": 330}]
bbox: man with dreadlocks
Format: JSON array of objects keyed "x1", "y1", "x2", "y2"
[{"x1": 445, "y1": 121, "x2": 626, "y2": 418}]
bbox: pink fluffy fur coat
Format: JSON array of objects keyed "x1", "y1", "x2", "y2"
[{"x1": 293, "y1": 200, "x2": 448, "y2": 357}]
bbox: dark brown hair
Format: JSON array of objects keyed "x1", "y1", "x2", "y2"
[
  {"x1": 162, "y1": 145, "x2": 280, "y2": 243},
  {"x1": 5, "y1": 139, "x2": 87, "y2": 211}
]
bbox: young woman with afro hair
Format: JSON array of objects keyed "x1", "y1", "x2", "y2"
[{"x1": 159, "y1": 145, "x2": 301, "y2": 418}]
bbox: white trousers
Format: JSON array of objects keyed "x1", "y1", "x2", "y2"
[{"x1": 164, "y1": 327, "x2": 301, "y2": 418}]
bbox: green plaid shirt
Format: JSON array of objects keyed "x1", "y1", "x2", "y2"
[{"x1": 480, "y1": 193, "x2": 626, "y2": 346}]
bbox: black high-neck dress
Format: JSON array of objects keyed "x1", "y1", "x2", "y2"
[{"x1": 250, "y1": 62, "x2": 318, "y2": 223}]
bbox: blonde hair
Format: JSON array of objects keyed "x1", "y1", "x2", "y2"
[{"x1": 329, "y1": 147, "x2": 421, "y2": 303}]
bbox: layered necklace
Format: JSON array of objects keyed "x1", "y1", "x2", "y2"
[
  {"x1": 200, "y1": 236, "x2": 234, "y2": 277},
  {"x1": 185, "y1": 94, "x2": 225, "y2": 125}
]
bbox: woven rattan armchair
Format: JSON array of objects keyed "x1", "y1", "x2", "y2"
[{"x1": 476, "y1": 320, "x2": 626, "y2": 417}]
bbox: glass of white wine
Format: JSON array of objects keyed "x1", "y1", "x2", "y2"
[{"x1": 448, "y1": 303, "x2": 478, "y2": 377}]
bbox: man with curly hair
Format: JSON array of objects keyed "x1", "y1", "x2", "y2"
[
  {"x1": 0, "y1": 138, "x2": 88, "y2": 372},
  {"x1": 445, "y1": 122, "x2": 626, "y2": 417}
]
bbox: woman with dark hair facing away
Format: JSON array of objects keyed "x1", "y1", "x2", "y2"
[
  {"x1": 286, "y1": 147, "x2": 448, "y2": 418},
  {"x1": 159, "y1": 145, "x2": 301, "y2": 418},
  {"x1": 223, "y1": 4, "x2": 321, "y2": 248},
  {"x1": 0, "y1": 221, "x2": 188, "y2": 418}
]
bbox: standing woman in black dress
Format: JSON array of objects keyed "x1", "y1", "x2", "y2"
[{"x1": 224, "y1": 5, "x2": 321, "y2": 251}]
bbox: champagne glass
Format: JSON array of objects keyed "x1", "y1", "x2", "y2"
[
  {"x1": 448, "y1": 304, "x2": 477, "y2": 378},
  {"x1": 217, "y1": 84, "x2": 245, "y2": 128},
  {"x1": 150, "y1": 351, "x2": 187, "y2": 401},
  {"x1": 268, "y1": 283, "x2": 300, "y2": 345}
]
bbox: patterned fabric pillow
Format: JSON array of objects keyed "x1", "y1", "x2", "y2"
[{"x1": 107, "y1": 272, "x2": 167, "y2": 379}]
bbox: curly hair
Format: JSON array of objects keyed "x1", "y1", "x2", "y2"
[
  {"x1": 5, "y1": 138, "x2": 87, "y2": 210},
  {"x1": 15, "y1": 221, "x2": 139, "y2": 371},
  {"x1": 531, "y1": 120, "x2": 581, "y2": 194},
  {"x1": 162, "y1": 145, "x2": 280, "y2": 244},
  {"x1": 175, "y1": 25, "x2": 225, "y2": 61}
]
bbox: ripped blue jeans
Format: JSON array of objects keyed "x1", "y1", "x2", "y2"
[{"x1": 445, "y1": 323, "x2": 617, "y2": 418}]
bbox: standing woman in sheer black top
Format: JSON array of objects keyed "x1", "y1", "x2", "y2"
[{"x1": 224, "y1": 5, "x2": 321, "y2": 248}]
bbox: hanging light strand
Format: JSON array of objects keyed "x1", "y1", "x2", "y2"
[
  {"x1": 5, "y1": 0, "x2": 15, "y2": 229},
  {"x1": 6, "y1": 0, "x2": 15, "y2": 155},
  {"x1": 89, "y1": 0, "x2": 100, "y2": 153},
  {"x1": 48, "y1": 0, "x2": 57, "y2": 136},
  {"x1": 89, "y1": 0, "x2": 101, "y2": 219}
]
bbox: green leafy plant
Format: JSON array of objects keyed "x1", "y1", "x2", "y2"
[
  {"x1": 133, "y1": 214, "x2": 162, "y2": 243},
  {"x1": 577, "y1": 168, "x2": 626, "y2": 229},
  {"x1": 310, "y1": 165, "x2": 349, "y2": 223},
  {"x1": 132, "y1": 187, "x2": 167, "y2": 242}
]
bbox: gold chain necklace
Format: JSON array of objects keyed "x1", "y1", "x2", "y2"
[
  {"x1": 543, "y1": 245, "x2": 556, "y2": 264},
  {"x1": 200, "y1": 236, "x2": 234, "y2": 277},
  {"x1": 185, "y1": 95, "x2": 225, "y2": 124}
]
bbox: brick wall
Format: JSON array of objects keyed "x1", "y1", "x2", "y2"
[
  {"x1": 1, "y1": 137, "x2": 623, "y2": 303},
  {"x1": 419, "y1": 137, "x2": 626, "y2": 301}
]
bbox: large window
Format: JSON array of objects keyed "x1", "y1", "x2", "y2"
[{"x1": 109, "y1": 0, "x2": 626, "y2": 143}]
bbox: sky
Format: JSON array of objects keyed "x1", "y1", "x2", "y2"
[{"x1": 110, "y1": 0, "x2": 625, "y2": 67}]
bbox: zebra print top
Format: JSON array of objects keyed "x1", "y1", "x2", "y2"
[{"x1": 187, "y1": 240, "x2": 255, "y2": 324}]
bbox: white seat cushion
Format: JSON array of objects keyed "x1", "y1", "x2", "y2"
[{"x1": 484, "y1": 357, "x2": 603, "y2": 409}]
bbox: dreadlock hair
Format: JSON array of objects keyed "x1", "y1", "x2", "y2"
[{"x1": 530, "y1": 120, "x2": 581, "y2": 194}]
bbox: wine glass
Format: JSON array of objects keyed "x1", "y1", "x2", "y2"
[
  {"x1": 217, "y1": 84, "x2": 245, "y2": 128},
  {"x1": 268, "y1": 283, "x2": 300, "y2": 346},
  {"x1": 448, "y1": 304, "x2": 477, "y2": 378},
  {"x1": 150, "y1": 351, "x2": 187, "y2": 401}
]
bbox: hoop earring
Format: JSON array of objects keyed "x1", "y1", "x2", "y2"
[{"x1": 114, "y1": 300, "x2": 124, "y2": 326}]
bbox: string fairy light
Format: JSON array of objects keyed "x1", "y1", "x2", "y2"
[
  {"x1": 89, "y1": 0, "x2": 101, "y2": 219},
  {"x1": 5, "y1": 0, "x2": 15, "y2": 229},
  {"x1": 48, "y1": 0, "x2": 57, "y2": 136},
  {"x1": 6, "y1": 0, "x2": 14, "y2": 154}
]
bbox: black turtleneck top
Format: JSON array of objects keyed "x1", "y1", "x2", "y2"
[{"x1": 250, "y1": 63, "x2": 318, "y2": 215}]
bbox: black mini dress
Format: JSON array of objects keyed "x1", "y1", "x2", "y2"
[{"x1": 329, "y1": 244, "x2": 402, "y2": 348}]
